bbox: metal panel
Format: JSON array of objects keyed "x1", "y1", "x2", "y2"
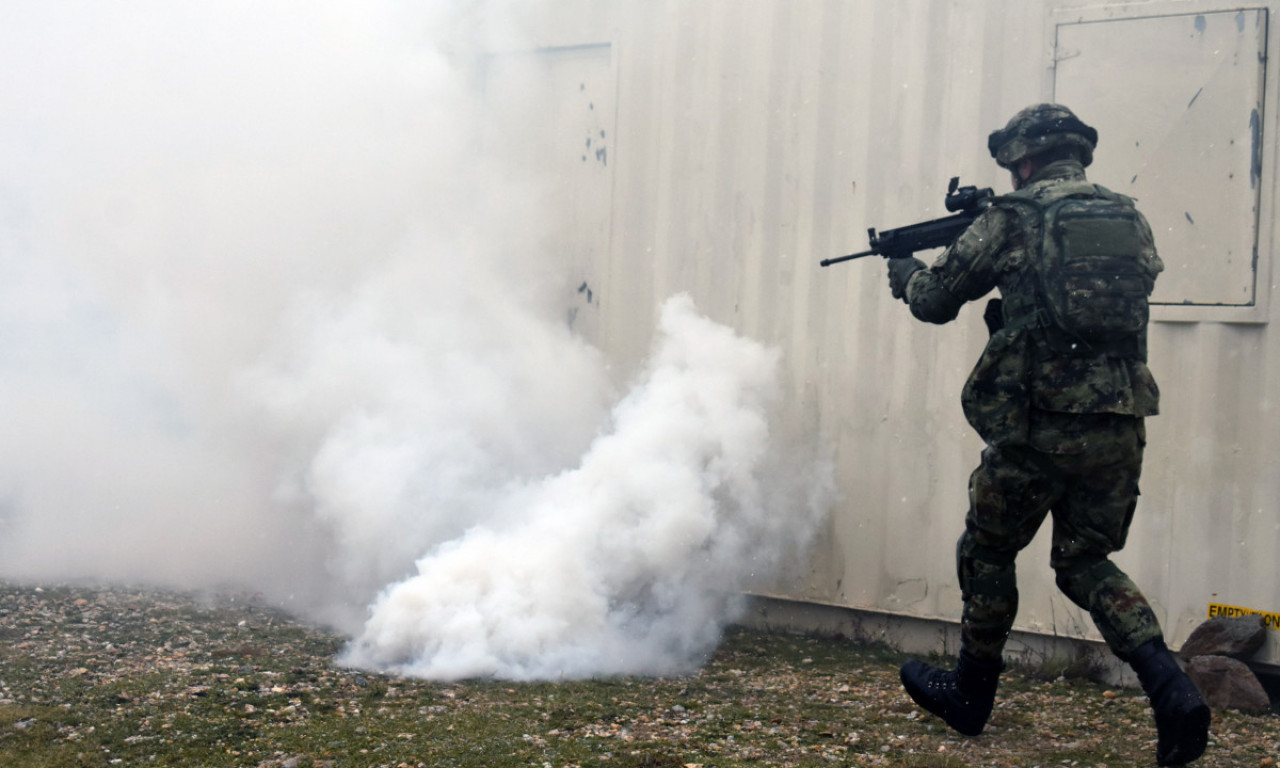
[
  {"x1": 480, "y1": 44, "x2": 615, "y2": 339},
  {"x1": 511, "y1": 0, "x2": 1280, "y2": 665},
  {"x1": 1054, "y1": 9, "x2": 1268, "y2": 308}
]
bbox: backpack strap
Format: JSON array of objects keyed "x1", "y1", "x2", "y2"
[{"x1": 987, "y1": 195, "x2": 1046, "y2": 333}]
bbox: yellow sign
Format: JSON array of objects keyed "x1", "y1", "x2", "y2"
[{"x1": 1207, "y1": 603, "x2": 1280, "y2": 630}]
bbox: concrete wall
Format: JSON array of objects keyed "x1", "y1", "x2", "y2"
[{"x1": 492, "y1": 0, "x2": 1280, "y2": 665}]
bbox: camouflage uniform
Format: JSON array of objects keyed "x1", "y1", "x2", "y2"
[
  {"x1": 902, "y1": 158, "x2": 1166, "y2": 662},
  {"x1": 895, "y1": 106, "x2": 1208, "y2": 766}
]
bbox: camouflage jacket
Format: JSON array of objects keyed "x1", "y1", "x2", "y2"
[{"x1": 903, "y1": 160, "x2": 1163, "y2": 447}]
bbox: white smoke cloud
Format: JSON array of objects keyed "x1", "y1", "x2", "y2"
[
  {"x1": 0, "y1": 0, "x2": 576, "y2": 607},
  {"x1": 0, "y1": 1, "x2": 831, "y2": 678},
  {"x1": 341, "y1": 294, "x2": 823, "y2": 680},
  {"x1": 236, "y1": 225, "x2": 614, "y2": 622}
]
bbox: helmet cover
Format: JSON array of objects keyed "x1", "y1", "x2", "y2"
[{"x1": 988, "y1": 103, "x2": 1098, "y2": 169}]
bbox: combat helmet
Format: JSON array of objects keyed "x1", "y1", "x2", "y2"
[{"x1": 987, "y1": 103, "x2": 1098, "y2": 169}]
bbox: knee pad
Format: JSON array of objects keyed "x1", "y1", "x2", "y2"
[{"x1": 1054, "y1": 557, "x2": 1122, "y2": 610}]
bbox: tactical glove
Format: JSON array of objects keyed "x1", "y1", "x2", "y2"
[
  {"x1": 983, "y1": 298, "x2": 1004, "y2": 336},
  {"x1": 887, "y1": 257, "x2": 926, "y2": 301}
]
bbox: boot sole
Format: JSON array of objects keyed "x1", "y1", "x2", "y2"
[{"x1": 1157, "y1": 701, "x2": 1210, "y2": 766}]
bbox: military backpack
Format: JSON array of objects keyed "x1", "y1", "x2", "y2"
[{"x1": 1006, "y1": 187, "x2": 1156, "y2": 357}]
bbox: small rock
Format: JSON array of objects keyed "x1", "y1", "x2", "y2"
[
  {"x1": 1186, "y1": 655, "x2": 1271, "y2": 713},
  {"x1": 1179, "y1": 615, "x2": 1266, "y2": 661}
]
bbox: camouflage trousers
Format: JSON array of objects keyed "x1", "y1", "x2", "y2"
[{"x1": 957, "y1": 410, "x2": 1163, "y2": 663}]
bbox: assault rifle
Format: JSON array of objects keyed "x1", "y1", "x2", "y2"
[{"x1": 820, "y1": 177, "x2": 994, "y2": 267}]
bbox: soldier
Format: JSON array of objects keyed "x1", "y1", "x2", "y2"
[{"x1": 886, "y1": 104, "x2": 1211, "y2": 766}]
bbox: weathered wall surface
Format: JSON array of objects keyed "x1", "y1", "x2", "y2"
[{"x1": 495, "y1": 0, "x2": 1280, "y2": 664}]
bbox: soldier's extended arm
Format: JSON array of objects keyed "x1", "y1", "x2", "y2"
[{"x1": 903, "y1": 205, "x2": 1016, "y2": 324}]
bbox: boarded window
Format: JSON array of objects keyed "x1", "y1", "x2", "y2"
[{"x1": 1053, "y1": 9, "x2": 1268, "y2": 310}]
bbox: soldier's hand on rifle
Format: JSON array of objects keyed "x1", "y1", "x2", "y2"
[{"x1": 887, "y1": 257, "x2": 926, "y2": 300}]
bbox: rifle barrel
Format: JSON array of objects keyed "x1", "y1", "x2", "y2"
[{"x1": 819, "y1": 248, "x2": 877, "y2": 267}]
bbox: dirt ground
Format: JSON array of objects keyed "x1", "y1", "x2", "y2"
[{"x1": 1, "y1": 580, "x2": 1276, "y2": 768}]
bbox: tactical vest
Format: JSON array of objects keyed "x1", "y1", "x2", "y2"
[{"x1": 996, "y1": 183, "x2": 1157, "y2": 360}]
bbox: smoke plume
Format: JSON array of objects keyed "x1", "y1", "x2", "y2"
[
  {"x1": 342, "y1": 294, "x2": 820, "y2": 679},
  {"x1": 0, "y1": 1, "x2": 830, "y2": 679}
]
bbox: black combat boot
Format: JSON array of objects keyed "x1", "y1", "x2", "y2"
[
  {"x1": 899, "y1": 650, "x2": 1002, "y2": 736},
  {"x1": 1129, "y1": 638, "x2": 1211, "y2": 766}
]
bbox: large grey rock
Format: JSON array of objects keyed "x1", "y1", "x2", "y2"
[
  {"x1": 1186, "y1": 655, "x2": 1271, "y2": 713},
  {"x1": 1178, "y1": 614, "x2": 1266, "y2": 661}
]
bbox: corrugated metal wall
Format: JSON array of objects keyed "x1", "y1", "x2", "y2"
[{"x1": 510, "y1": 0, "x2": 1280, "y2": 664}]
